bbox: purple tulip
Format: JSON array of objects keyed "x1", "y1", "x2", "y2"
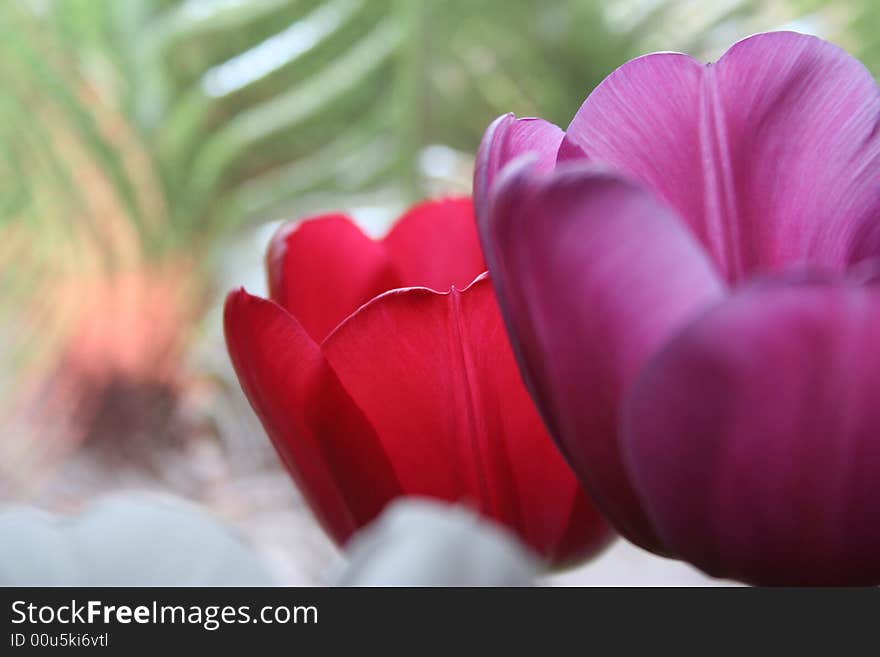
[{"x1": 475, "y1": 31, "x2": 880, "y2": 585}]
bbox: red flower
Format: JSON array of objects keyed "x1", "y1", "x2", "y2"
[{"x1": 224, "y1": 198, "x2": 611, "y2": 564}]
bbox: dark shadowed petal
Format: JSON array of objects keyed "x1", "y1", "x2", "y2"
[
  {"x1": 482, "y1": 160, "x2": 725, "y2": 552},
  {"x1": 563, "y1": 31, "x2": 880, "y2": 279},
  {"x1": 382, "y1": 197, "x2": 485, "y2": 292},
  {"x1": 321, "y1": 275, "x2": 611, "y2": 563},
  {"x1": 267, "y1": 214, "x2": 398, "y2": 342},
  {"x1": 624, "y1": 274, "x2": 880, "y2": 585},
  {"x1": 224, "y1": 288, "x2": 400, "y2": 544},
  {"x1": 474, "y1": 113, "x2": 567, "y2": 223}
]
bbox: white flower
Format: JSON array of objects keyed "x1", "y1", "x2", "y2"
[
  {"x1": 335, "y1": 498, "x2": 539, "y2": 586},
  {"x1": 0, "y1": 492, "x2": 272, "y2": 586}
]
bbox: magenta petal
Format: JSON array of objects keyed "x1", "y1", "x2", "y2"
[
  {"x1": 473, "y1": 114, "x2": 566, "y2": 223},
  {"x1": 563, "y1": 31, "x2": 880, "y2": 278},
  {"x1": 624, "y1": 274, "x2": 880, "y2": 585},
  {"x1": 482, "y1": 160, "x2": 725, "y2": 551}
]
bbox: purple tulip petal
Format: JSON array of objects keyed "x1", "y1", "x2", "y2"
[
  {"x1": 482, "y1": 160, "x2": 725, "y2": 551},
  {"x1": 562, "y1": 31, "x2": 880, "y2": 279},
  {"x1": 474, "y1": 114, "x2": 566, "y2": 222},
  {"x1": 624, "y1": 273, "x2": 880, "y2": 585}
]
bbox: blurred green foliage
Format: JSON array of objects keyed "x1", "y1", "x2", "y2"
[
  {"x1": 0, "y1": 0, "x2": 806, "y2": 253},
  {"x1": 797, "y1": 0, "x2": 880, "y2": 75},
  {"x1": 0, "y1": 0, "x2": 830, "y2": 385}
]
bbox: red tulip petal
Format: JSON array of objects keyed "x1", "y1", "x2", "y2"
[
  {"x1": 482, "y1": 160, "x2": 725, "y2": 552},
  {"x1": 382, "y1": 198, "x2": 486, "y2": 292},
  {"x1": 321, "y1": 274, "x2": 610, "y2": 562},
  {"x1": 474, "y1": 113, "x2": 566, "y2": 222},
  {"x1": 224, "y1": 288, "x2": 400, "y2": 544},
  {"x1": 624, "y1": 274, "x2": 880, "y2": 584},
  {"x1": 563, "y1": 31, "x2": 880, "y2": 279},
  {"x1": 267, "y1": 214, "x2": 398, "y2": 342}
]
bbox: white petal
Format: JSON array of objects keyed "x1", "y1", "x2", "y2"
[
  {"x1": 0, "y1": 492, "x2": 273, "y2": 586},
  {"x1": 335, "y1": 498, "x2": 539, "y2": 586}
]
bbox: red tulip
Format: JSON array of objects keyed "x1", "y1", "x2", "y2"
[{"x1": 224, "y1": 198, "x2": 611, "y2": 564}]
